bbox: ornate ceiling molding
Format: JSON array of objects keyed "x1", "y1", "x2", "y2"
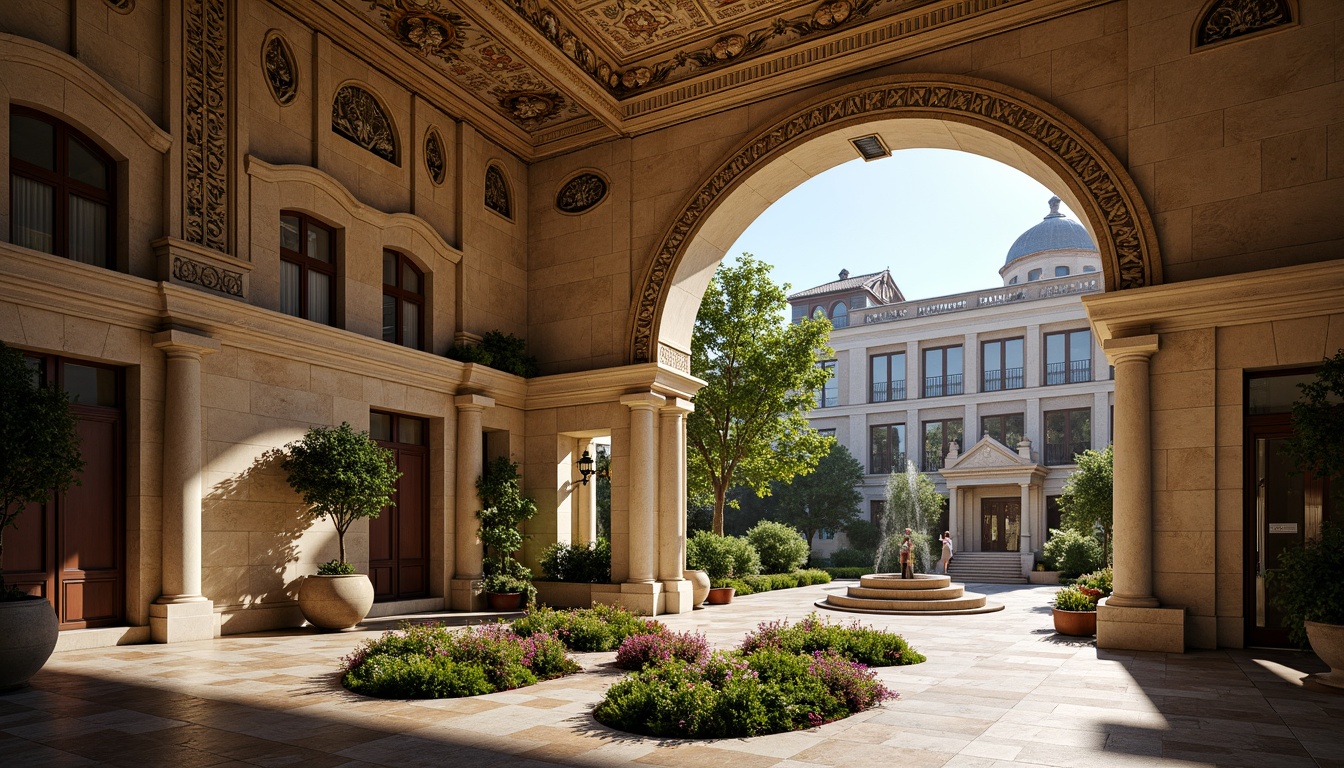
[{"x1": 627, "y1": 74, "x2": 1163, "y2": 364}]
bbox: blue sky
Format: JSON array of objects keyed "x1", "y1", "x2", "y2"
[{"x1": 725, "y1": 148, "x2": 1081, "y2": 303}]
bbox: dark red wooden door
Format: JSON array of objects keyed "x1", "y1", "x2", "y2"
[
  {"x1": 980, "y1": 498, "x2": 1021, "y2": 553},
  {"x1": 369, "y1": 412, "x2": 429, "y2": 601}
]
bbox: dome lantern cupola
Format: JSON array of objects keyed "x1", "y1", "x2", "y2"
[{"x1": 1003, "y1": 196, "x2": 1097, "y2": 266}]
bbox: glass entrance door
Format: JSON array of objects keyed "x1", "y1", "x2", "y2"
[{"x1": 980, "y1": 498, "x2": 1021, "y2": 552}]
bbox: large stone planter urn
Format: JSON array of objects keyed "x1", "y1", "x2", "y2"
[
  {"x1": 298, "y1": 574, "x2": 374, "y2": 631},
  {"x1": 0, "y1": 596, "x2": 59, "y2": 690},
  {"x1": 1305, "y1": 621, "x2": 1344, "y2": 692},
  {"x1": 683, "y1": 569, "x2": 710, "y2": 607},
  {"x1": 1051, "y1": 607, "x2": 1097, "y2": 637}
]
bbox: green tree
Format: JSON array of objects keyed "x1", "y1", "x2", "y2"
[
  {"x1": 769, "y1": 442, "x2": 864, "y2": 547},
  {"x1": 476, "y1": 456, "x2": 538, "y2": 578},
  {"x1": 1283, "y1": 349, "x2": 1344, "y2": 505},
  {"x1": 283, "y1": 422, "x2": 401, "y2": 568},
  {"x1": 688, "y1": 254, "x2": 833, "y2": 535},
  {"x1": 1059, "y1": 444, "x2": 1114, "y2": 563},
  {"x1": 884, "y1": 468, "x2": 943, "y2": 539},
  {"x1": 0, "y1": 342, "x2": 84, "y2": 597}
]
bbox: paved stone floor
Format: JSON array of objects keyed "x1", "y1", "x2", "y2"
[{"x1": 3, "y1": 582, "x2": 1342, "y2": 767}]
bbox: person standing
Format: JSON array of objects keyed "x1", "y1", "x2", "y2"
[
  {"x1": 939, "y1": 531, "x2": 954, "y2": 574},
  {"x1": 899, "y1": 528, "x2": 914, "y2": 579}
]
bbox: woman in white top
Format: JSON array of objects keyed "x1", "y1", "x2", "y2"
[{"x1": 939, "y1": 531, "x2": 954, "y2": 574}]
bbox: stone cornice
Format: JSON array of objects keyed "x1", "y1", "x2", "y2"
[{"x1": 524, "y1": 363, "x2": 704, "y2": 411}]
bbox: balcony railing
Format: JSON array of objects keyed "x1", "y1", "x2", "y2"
[
  {"x1": 1044, "y1": 442, "x2": 1090, "y2": 465},
  {"x1": 870, "y1": 452, "x2": 907, "y2": 475},
  {"x1": 1045, "y1": 359, "x2": 1092, "y2": 385},
  {"x1": 982, "y1": 367, "x2": 1024, "y2": 392},
  {"x1": 924, "y1": 449, "x2": 946, "y2": 472},
  {"x1": 923, "y1": 373, "x2": 963, "y2": 398},
  {"x1": 870, "y1": 380, "x2": 907, "y2": 402}
]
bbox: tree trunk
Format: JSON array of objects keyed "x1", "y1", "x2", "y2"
[
  {"x1": 337, "y1": 526, "x2": 347, "y2": 565},
  {"x1": 712, "y1": 483, "x2": 727, "y2": 536}
]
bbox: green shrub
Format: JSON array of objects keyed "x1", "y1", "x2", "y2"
[
  {"x1": 539, "y1": 539, "x2": 611, "y2": 583},
  {"x1": 1075, "y1": 567, "x2": 1113, "y2": 596},
  {"x1": 1269, "y1": 520, "x2": 1344, "y2": 647},
  {"x1": 797, "y1": 568, "x2": 832, "y2": 586},
  {"x1": 828, "y1": 547, "x2": 874, "y2": 568},
  {"x1": 743, "y1": 574, "x2": 773, "y2": 593},
  {"x1": 1052, "y1": 586, "x2": 1098, "y2": 612},
  {"x1": 823, "y1": 566, "x2": 869, "y2": 579},
  {"x1": 1042, "y1": 529, "x2": 1104, "y2": 577},
  {"x1": 745, "y1": 520, "x2": 810, "y2": 574},
  {"x1": 768, "y1": 573, "x2": 800, "y2": 590},
  {"x1": 687, "y1": 531, "x2": 761, "y2": 584},
  {"x1": 316, "y1": 559, "x2": 355, "y2": 575},
  {"x1": 446, "y1": 330, "x2": 539, "y2": 378},
  {"x1": 720, "y1": 577, "x2": 753, "y2": 596},
  {"x1": 740, "y1": 612, "x2": 925, "y2": 667},
  {"x1": 510, "y1": 604, "x2": 662, "y2": 652},
  {"x1": 341, "y1": 622, "x2": 577, "y2": 699}
]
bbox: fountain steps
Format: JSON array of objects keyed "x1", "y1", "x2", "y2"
[{"x1": 817, "y1": 573, "x2": 1004, "y2": 616}]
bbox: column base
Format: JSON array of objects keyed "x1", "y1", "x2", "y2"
[
  {"x1": 150, "y1": 599, "x2": 218, "y2": 643},
  {"x1": 449, "y1": 578, "x2": 485, "y2": 612},
  {"x1": 1097, "y1": 598, "x2": 1184, "y2": 653},
  {"x1": 659, "y1": 579, "x2": 693, "y2": 615},
  {"x1": 617, "y1": 581, "x2": 664, "y2": 616},
  {"x1": 1107, "y1": 593, "x2": 1161, "y2": 608}
]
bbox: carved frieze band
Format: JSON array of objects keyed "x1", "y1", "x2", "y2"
[
  {"x1": 184, "y1": 0, "x2": 228, "y2": 253},
  {"x1": 1194, "y1": 0, "x2": 1293, "y2": 48},
  {"x1": 172, "y1": 256, "x2": 243, "y2": 297},
  {"x1": 657, "y1": 344, "x2": 692, "y2": 375},
  {"x1": 629, "y1": 77, "x2": 1160, "y2": 363}
]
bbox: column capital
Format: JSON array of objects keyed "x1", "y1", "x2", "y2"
[
  {"x1": 621, "y1": 392, "x2": 665, "y2": 411},
  {"x1": 1103, "y1": 334, "x2": 1159, "y2": 366},
  {"x1": 153, "y1": 329, "x2": 220, "y2": 357},
  {"x1": 660, "y1": 396, "x2": 694, "y2": 415},
  {"x1": 454, "y1": 393, "x2": 496, "y2": 411}
]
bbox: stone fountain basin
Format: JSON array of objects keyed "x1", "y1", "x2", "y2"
[{"x1": 859, "y1": 573, "x2": 951, "y2": 590}]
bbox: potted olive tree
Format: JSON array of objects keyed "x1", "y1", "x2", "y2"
[
  {"x1": 476, "y1": 456, "x2": 537, "y2": 610},
  {"x1": 0, "y1": 341, "x2": 83, "y2": 689},
  {"x1": 1274, "y1": 350, "x2": 1344, "y2": 689},
  {"x1": 283, "y1": 423, "x2": 399, "y2": 630}
]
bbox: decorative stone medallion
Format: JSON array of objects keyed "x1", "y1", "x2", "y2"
[
  {"x1": 262, "y1": 32, "x2": 298, "y2": 106},
  {"x1": 499, "y1": 91, "x2": 562, "y2": 122},
  {"x1": 1194, "y1": 0, "x2": 1293, "y2": 47},
  {"x1": 331, "y1": 84, "x2": 398, "y2": 164},
  {"x1": 485, "y1": 165, "x2": 511, "y2": 219},
  {"x1": 373, "y1": 0, "x2": 466, "y2": 59},
  {"x1": 556, "y1": 172, "x2": 607, "y2": 214},
  {"x1": 424, "y1": 128, "x2": 446, "y2": 185}
]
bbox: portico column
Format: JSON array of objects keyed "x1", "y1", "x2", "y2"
[
  {"x1": 1103, "y1": 335, "x2": 1160, "y2": 608},
  {"x1": 947, "y1": 484, "x2": 959, "y2": 551},
  {"x1": 452, "y1": 394, "x2": 494, "y2": 610},
  {"x1": 658, "y1": 398, "x2": 694, "y2": 613},
  {"x1": 1019, "y1": 481, "x2": 1034, "y2": 576},
  {"x1": 621, "y1": 394, "x2": 663, "y2": 584},
  {"x1": 150, "y1": 329, "x2": 220, "y2": 643}
]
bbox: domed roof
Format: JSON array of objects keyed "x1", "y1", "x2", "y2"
[{"x1": 1004, "y1": 197, "x2": 1097, "y2": 266}]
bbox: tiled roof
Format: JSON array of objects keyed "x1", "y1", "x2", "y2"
[{"x1": 788, "y1": 270, "x2": 887, "y2": 300}]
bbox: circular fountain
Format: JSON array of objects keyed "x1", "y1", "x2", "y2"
[{"x1": 817, "y1": 573, "x2": 1003, "y2": 615}]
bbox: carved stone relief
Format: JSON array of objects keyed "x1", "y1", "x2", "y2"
[
  {"x1": 424, "y1": 128, "x2": 446, "y2": 185},
  {"x1": 485, "y1": 165, "x2": 511, "y2": 219},
  {"x1": 262, "y1": 32, "x2": 298, "y2": 106},
  {"x1": 556, "y1": 172, "x2": 608, "y2": 214},
  {"x1": 183, "y1": 0, "x2": 228, "y2": 252},
  {"x1": 628, "y1": 76, "x2": 1162, "y2": 363},
  {"x1": 331, "y1": 84, "x2": 398, "y2": 164},
  {"x1": 105, "y1": 0, "x2": 134, "y2": 12},
  {"x1": 1195, "y1": 0, "x2": 1293, "y2": 47},
  {"x1": 173, "y1": 256, "x2": 243, "y2": 297},
  {"x1": 657, "y1": 344, "x2": 692, "y2": 375}
]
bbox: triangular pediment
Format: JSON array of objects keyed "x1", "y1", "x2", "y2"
[{"x1": 945, "y1": 435, "x2": 1028, "y2": 470}]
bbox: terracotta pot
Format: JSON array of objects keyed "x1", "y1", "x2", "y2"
[
  {"x1": 486, "y1": 591, "x2": 525, "y2": 611},
  {"x1": 1052, "y1": 607, "x2": 1097, "y2": 636},
  {"x1": 1305, "y1": 620, "x2": 1344, "y2": 691},
  {"x1": 0, "y1": 596, "x2": 59, "y2": 690},
  {"x1": 683, "y1": 569, "x2": 711, "y2": 606},
  {"x1": 298, "y1": 574, "x2": 374, "y2": 631},
  {"x1": 705, "y1": 587, "x2": 735, "y2": 605}
]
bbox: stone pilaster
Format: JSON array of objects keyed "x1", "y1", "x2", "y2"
[
  {"x1": 450, "y1": 393, "x2": 493, "y2": 611},
  {"x1": 619, "y1": 393, "x2": 664, "y2": 615},
  {"x1": 1019, "y1": 482, "x2": 1033, "y2": 577}
]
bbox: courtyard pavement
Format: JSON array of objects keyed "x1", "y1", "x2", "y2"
[{"x1": 2, "y1": 581, "x2": 1342, "y2": 767}]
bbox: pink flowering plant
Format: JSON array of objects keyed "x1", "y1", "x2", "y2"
[
  {"x1": 511, "y1": 603, "x2": 663, "y2": 652},
  {"x1": 614, "y1": 630, "x2": 711, "y2": 670},
  {"x1": 741, "y1": 612, "x2": 925, "y2": 666}
]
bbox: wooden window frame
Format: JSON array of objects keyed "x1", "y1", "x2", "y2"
[
  {"x1": 1044, "y1": 407, "x2": 1091, "y2": 465},
  {"x1": 981, "y1": 337, "x2": 1024, "y2": 392},
  {"x1": 1044, "y1": 329, "x2": 1093, "y2": 385},
  {"x1": 922, "y1": 345, "x2": 964, "y2": 398},
  {"x1": 869, "y1": 351, "x2": 906, "y2": 403},
  {"x1": 869, "y1": 423, "x2": 905, "y2": 475},
  {"x1": 279, "y1": 211, "x2": 336, "y2": 326},
  {"x1": 922, "y1": 418, "x2": 963, "y2": 472},
  {"x1": 382, "y1": 250, "x2": 425, "y2": 350}
]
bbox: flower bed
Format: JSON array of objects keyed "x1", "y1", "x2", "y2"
[
  {"x1": 511, "y1": 603, "x2": 663, "y2": 652},
  {"x1": 594, "y1": 613, "x2": 921, "y2": 738}
]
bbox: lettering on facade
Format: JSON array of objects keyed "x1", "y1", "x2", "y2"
[
  {"x1": 863, "y1": 308, "x2": 908, "y2": 324},
  {"x1": 1037, "y1": 278, "x2": 1099, "y2": 299},
  {"x1": 977, "y1": 290, "x2": 1026, "y2": 307},
  {"x1": 917, "y1": 300, "x2": 966, "y2": 317}
]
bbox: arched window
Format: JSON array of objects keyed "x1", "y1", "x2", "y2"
[
  {"x1": 812, "y1": 306, "x2": 826, "y2": 320},
  {"x1": 1028, "y1": 268, "x2": 1042, "y2": 282},
  {"x1": 1055, "y1": 265, "x2": 1070, "y2": 276},
  {"x1": 9, "y1": 108, "x2": 114, "y2": 268},
  {"x1": 279, "y1": 212, "x2": 335, "y2": 325},
  {"x1": 383, "y1": 250, "x2": 424, "y2": 350},
  {"x1": 1082, "y1": 265, "x2": 1096, "y2": 273},
  {"x1": 831, "y1": 301, "x2": 849, "y2": 328},
  {"x1": 1009, "y1": 276, "x2": 1019, "y2": 285}
]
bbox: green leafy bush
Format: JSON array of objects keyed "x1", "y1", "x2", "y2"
[
  {"x1": 1075, "y1": 567, "x2": 1113, "y2": 597},
  {"x1": 446, "y1": 330, "x2": 539, "y2": 377},
  {"x1": 1042, "y1": 529, "x2": 1104, "y2": 577},
  {"x1": 341, "y1": 622, "x2": 578, "y2": 699},
  {"x1": 540, "y1": 539, "x2": 611, "y2": 583},
  {"x1": 687, "y1": 531, "x2": 761, "y2": 584},
  {"x1": 823, "y1": 566, "x2": 869, "y2": 579},
  {"x1": 720, "y1": 577, "x2": 753, "y2": 596},
  {"x1": 745, "y1": 521, "x2": 810, "y2": 574},
  {"x1": 797, "y1": 568, "x2": 833, "y2": 586},
  {"x1": 1270, "y1": 521, "x2": 1344, "y2": 647},
  {"x1": 828, "y1": 548, "x2": 874, "y2": 568},
  {"x1": 510, "y1": 604, "x2": 662, "y2": 652},
  {"x1": 316, "y1": 559, "x2": 356, "y2": 576},
  {"x1": 1052, "y1": 586, "x2": 1099, "y2": 612},
  {"x1": 740, "y1": 612, "x2": 925, "y2": 667}
]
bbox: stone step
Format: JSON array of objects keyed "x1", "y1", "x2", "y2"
[{"x1": 823, "y1": 590, "x2": 996, "y2": 613}]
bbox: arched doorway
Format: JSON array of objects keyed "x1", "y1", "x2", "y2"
[{"x1": 628, "y1": 73, "x2": 1162, "y2": 365}]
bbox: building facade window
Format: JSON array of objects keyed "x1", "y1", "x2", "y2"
[
  {"x1": 831, "y1": 301, "x2": 848, "y2": 328},
  {"x1": 279, "y1": 212, "x2": 336, "y2": 325},
  {"x1": 1008, "y1": 276, "x2": 1019, "y2": 285},
  {"x1": 817, "y1": 428, "x2": 836, "y2": 439},
  {"x1": 870, "y1": 499, "x2": 886, "y2": 526},
  {"x1": 1044, "y1": 407, "x2": 1090, "y2": 465},
  {"x1": 1082, "y1": 265, "x2": 1096, "y2": 273},
  {"x1": 382, "y1": 250, "x2": 424, "y2": 350},
  {"x1": 1046, "y1": 495, "x2": 1062, "y2": 538},
  {"x1": 981, "y1": 337, "x2": 1023, "y2": 392},
  {"x1": 1055, "y1": 265, "x2": 1069, "y2": 276},
  {"x1": 1028, "y1": 268, "x2": 1042, "y2": 281},
  {"x1": 870, "y1": 351, "x2": 906, "y2": 402},
  {"x1": 1045, "y1": 329, "x2": 1092, "y2": 385},
  {"x1": 9, "y1": 108, "x2": 115, "y2": 268},
  {"x1": 923, "y1": 345, "x2": 963, "y2": 398},
  {"x1": 869, "y1": 423, "x2": 905, "y2": 475},
  {"x1": 817, "y1": 360, "x2": 837, "y2": 407},
  {"x1": 922, "y1": 418, "x2": 963, "y2": 471},
  {"x1": 981, "y1": 413, "x2": 1024, "y2": 448}
]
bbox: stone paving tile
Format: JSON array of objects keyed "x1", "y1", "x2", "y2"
[{"x1": 1, "y1": 582, "x2": 1341, "y2": 767}]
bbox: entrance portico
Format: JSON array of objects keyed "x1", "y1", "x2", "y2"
[{"x1": 941, "y1": 436, "x2": 1048, "y2": 578}]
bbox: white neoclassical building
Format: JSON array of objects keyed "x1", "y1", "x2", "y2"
[{"x1": 795, "y1": 199, "x2": 1114, "y2": 580}]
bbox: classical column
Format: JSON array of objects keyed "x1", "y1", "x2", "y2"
[
  {"x1": 453, "y1": 394, "x2": 494, "y2": 583},
  {"x1": 150, "y1": 329, "x2": 220, "y2": 643},
  {"x1": 622, "y1": 393, "x2": 663, "y2": 584},
  {"x1": 1019, "y1": 481, "x2": 1034, "y2": 576},
  {"x1": 947, "y1": 484, "x2": 960, "y2": 551},
  {"x1": 1103, "y1": 335, "x2": 1160, "y2": 608},
  {"x1": 658, "y1": 398, "x2": 694, "y2": 613}
]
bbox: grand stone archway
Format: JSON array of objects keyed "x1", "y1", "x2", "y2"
[{"x1": 627, "y1": 73, "x2": 1163, "y2": 365}]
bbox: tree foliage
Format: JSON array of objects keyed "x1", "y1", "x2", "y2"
[
  {"x1": 1283, "y1": 349, "x2": 1344, "y2": 496},
  {"x1": 476, "y1": 456, "x2": 538, "y2": 581},
  {"x1": 283, "y1": 422, "x2": 400, "y2": 567},
  {"x1": 0, "y1": 342, "x2": 84, "y2": 596},
  {"x1": 1059, "y1": 444, "x2": 1114, "y2": 563},
  {"x1": 688, "y1": 254, "x2": 834, "y2": 535},
  {"x1": 768, "y1": 442, "x2": 863, "y2": 546}
]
